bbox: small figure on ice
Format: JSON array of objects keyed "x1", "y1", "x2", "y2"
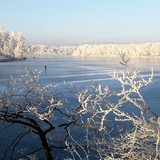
[{"x1": 45, "y1": 65, "x2": 47, "y2": 73}]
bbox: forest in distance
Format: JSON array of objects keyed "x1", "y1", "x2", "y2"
[
  {"x1": 1, "y1": 26, "x2": 160, "y2": 60},
  {"x1": 28, "y1": 42, "x2": 160, "y2": 58}
]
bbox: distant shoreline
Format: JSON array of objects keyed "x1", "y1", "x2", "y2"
[
  {"x1": 0, "y1": 57, "x2": 27, "y2": 62},
  {"x1": 26, "y1": 53, "x2": 160, "y2": 60}
]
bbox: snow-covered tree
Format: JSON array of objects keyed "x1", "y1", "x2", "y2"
[
  {"x1": 0, "y1": 26, "x2": 26, "y2": 59},
  {"x1": 8, "y1": 31, "x2": 17, "y2": 57},
  {"x1": 0, "y1": 26, "x2": 9, "y2": 56},
  {"x1": 14, "y1": 32, "x2": 26, "y2": 58},
  {"x1": 62, "y1": 54, "x2": 160, "y2": 160},
  {"x1": 8, "y1": 31, "x2": 26, "y2": 58},
  {"x1": 0, "y1": 68, "x2": 88, "y2": 160}
]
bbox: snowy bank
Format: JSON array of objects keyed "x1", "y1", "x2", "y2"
[{"x1": 0, "y1": 56, "x2": 26, "y2": 62}]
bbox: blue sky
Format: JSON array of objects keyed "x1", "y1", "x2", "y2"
[{"x1": 0, "y1": 0, "x2": 160, "y2": 45}]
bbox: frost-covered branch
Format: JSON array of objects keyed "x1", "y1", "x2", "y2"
[{"x1": 0, "y1": 55, "x2": 160, "y2": 159}]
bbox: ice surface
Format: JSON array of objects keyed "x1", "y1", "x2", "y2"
[{"x1": 1, "y1": 56, "x2": 160, "y2": 158}]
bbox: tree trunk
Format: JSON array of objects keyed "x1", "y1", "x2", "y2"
[{"x1": 39, "y1": 133, "x2": 53, "y2": 160}]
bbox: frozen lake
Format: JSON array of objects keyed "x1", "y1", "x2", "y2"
[
  {"x1": 0, "y1": 56, "x2": 160, "y2": 84},
  {"x1": 0, "y1": 56, "x2": 160, "y2": 108},
  {"x1": 0, "y1": 56, "x2": 122, "y2": 85},
  {"x1": 0, "y1": 56, "x2": 160, "y2": 112},
  {"x1": 1, "y1": 56, "x2": 160, "y2": 159},
  {"x1": 0, "y1": 56, "x2": 160, "y2": 114}
]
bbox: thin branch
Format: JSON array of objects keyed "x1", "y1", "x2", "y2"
[
  {"x1": 0, "y1": 123, "x2": 13, "y2": 132},
  {"x1": 2, "y1": 131, "x2": 29, "y2": 160},
  {"x1": 10, "y1": 132, "x2": 29, "y2": 160}
]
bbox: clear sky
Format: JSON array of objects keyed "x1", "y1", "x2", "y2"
[{"x1": 0, "y1": 0, "x2": 160, "y2": 46}]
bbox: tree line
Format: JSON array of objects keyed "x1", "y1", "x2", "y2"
[{"x1": 27, "y1": 43, "x2": 160, "y2": 57}]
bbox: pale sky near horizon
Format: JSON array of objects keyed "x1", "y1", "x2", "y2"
[{"x1": 0, "y1": 0, "x2": 160, "y2": 46}]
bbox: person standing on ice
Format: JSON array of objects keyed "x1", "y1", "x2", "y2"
[{"x1": 45, "y1": 65, "x2": 47, "y2": 73}]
